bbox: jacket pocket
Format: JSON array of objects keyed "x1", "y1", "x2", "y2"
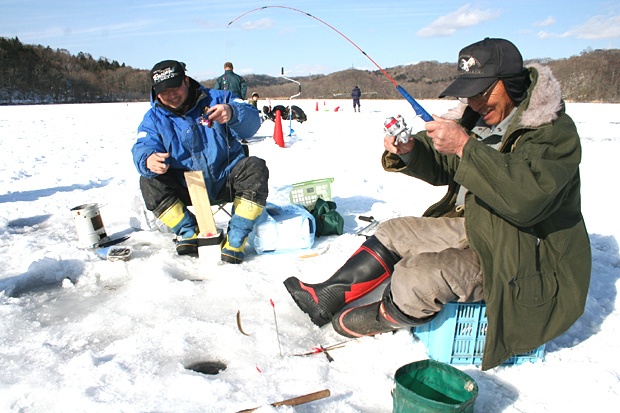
[
  {"x1": 509, "y1": 271, "x2": 558, "y2": 347},
  {"x1": 513, "y1": 271, "x2": 558, "y2": 307}
]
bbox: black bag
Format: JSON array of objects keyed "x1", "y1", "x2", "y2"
[{"x1": 311, "y1": 198, "x2": 344, "y2": 237}]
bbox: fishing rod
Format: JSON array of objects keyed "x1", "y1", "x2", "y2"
[{"x1": 227, "y1": 5, "x2": 433, "y2": 122}]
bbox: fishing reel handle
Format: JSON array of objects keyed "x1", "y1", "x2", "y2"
[{"x1": 384, "y1": 115, "x2": 411, "y2": 146}]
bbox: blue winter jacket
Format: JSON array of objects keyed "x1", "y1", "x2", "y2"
[{"x1": 132, "y1": 81, "x2": 261, "y2": 202}]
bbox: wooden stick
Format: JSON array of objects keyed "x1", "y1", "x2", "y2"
[
  {"x1": 184, "y1": 171, "x2": 217, "y2": 237},
  {"x1": 236, "y1": 389, "x2": 330, "y2": 412}
]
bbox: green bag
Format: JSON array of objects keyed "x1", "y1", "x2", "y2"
[
  {"x1": 393, "y1": 359, "x2": 478, "y2": 413},
  {"x1": 311, "y1": 198, "x2": 344, "y2": 237}
]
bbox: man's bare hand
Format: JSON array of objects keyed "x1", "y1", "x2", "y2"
[
  {"x1": 425, "y1": 115, "x2": 470, "y2": 157},
  {"x1": 146, "y1": 152, "x2": 170, "y2": 174},
  {"x1": 206, "y1": 104, "x2": 233, "y2": 125},
  {"x1": 384, "y1": 133, "x2": 414, "y2": 155}
]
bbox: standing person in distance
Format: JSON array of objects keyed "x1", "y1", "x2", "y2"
[
  {"x1": 214, "y1": 62, "x2": 247, "y2": 100},
  {"x1": 351, "y1": 85, "x2": 361, "y2": 112}
]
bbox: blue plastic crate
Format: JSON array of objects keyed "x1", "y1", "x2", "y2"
[{"x1": 414, "y1": 302, "x2": 545, "y2": 366}]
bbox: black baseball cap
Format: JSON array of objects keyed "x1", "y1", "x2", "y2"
[
  {"x1": 150, "y1": 60, "x2": 186, "y2": 96},
  {"x1": 439, "y1": 38, "x2": 524, "y2": 98}
]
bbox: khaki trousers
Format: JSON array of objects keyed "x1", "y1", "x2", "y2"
[{"x1": 373, "y1": 217, "x2": 484, "y2": 319}]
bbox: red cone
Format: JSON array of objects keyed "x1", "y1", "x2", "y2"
[
  {"x1": 315, "y1": 101, "x2": 319, "y2": 111},
  {"x1": 273, "y1": 109, "x2": 285, "y2": 148}
]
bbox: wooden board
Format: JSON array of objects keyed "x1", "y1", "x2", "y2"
[{"x1": 184, "y1": 171, "x2": 218, "y2": 237}]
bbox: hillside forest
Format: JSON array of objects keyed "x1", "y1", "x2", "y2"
[{"x1": 1, "y1": 36, "x2": 619, "y2": 105}]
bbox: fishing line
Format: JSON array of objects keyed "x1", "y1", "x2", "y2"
[{"x1": 227, "y1": 5, "x2": 433, "y2": 121}]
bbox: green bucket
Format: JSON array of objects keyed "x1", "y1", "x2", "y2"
[{"x1": 393, "y1": 359, "x2": 478, "y2": 413}]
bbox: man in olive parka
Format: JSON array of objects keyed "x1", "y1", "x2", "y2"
[{"x1": 284, "y1": 38, "x2": 591, "y2": 370}]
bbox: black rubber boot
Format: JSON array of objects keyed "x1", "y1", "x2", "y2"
[
  {"x1": 283, "y1": 236, "x2": 400, "y2": 327},
  {"x1": 332, "y1": 284, "x2": 435, "y2": 338}
]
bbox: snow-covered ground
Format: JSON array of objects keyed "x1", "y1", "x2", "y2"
[{"x1": 0, "y1": 98, "x2": 618, "y2": 412}]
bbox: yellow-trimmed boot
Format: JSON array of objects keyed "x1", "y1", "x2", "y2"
[
  {"x1": 221, "y1": 197, "x2": 263, "y2": 264},
  {"x1": 158, "y1": 199, "x2": 199, "y2": 256}
]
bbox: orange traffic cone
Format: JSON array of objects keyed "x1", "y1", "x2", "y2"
[
  {"x1": 273, "y1": 109, "x2": 285, "y2": 148},
  {"x1": 315, "y1": 101, "x2": 319, "y2": 111}
]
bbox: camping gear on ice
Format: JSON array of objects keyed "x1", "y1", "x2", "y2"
[
  {"x1": 310, "y1": 198, "x2": 344, "y2": 237},
  {"x1": 392, "y1": 359, "x2": 478, "y2": 413},
  {"x1": 248, "y1": 201, "x2": 315, "y2": 254},
  {"x1": 248, "y1": 178, "x2": 338, "y2": 254},
  {"x1": 289, "y1": 178, "x2": 334, "y2": 210},
  {"x1": 106, "y1": 246, "x2": 133, "y2": 261},
  {"x1": 356, "y1": 215, "x2": 380, "y2": 238},
  {"x1": 95, "y1": 245, "x2": 134, "y2": 261},
  {"x1": 70, "y1": 203, "x2": 109, "y2": 248}
]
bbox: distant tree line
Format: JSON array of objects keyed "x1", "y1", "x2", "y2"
[
  {"x1": 0, "y1": 37, "x2": 150, "y2": 104},
  {"x1": 239, "y1": 51, "x2": 620, "y2": 103},
  {"x1": 2, "y1": 36, "x2": 619, "y2": 105}
]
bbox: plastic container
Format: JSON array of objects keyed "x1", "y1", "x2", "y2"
[
  {"x1": 107, "y1": 246, "x2": 133, "y2": 261},
  {"x1": 414, "y1": 302, "x2": 545, "y2": 366},
  {"x1": 248, "y1": 202, "x2": 316, "y2": 254},
  {"x1": 393, "y1": 359, "x2": 478, "y2": 413},
  {"x1": 289, "y1": 178, "x2": 333, "y2": 210}
]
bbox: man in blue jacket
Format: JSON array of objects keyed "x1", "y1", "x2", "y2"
[{"x1": 132, "y1": 60, "x2": 268, "y2": 263}]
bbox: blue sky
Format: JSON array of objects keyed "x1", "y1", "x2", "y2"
[{"x1": 2, "y1": 0, "x2": 620, "y2": 80}]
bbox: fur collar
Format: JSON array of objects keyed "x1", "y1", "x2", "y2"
[{"x1": 441, "y1": 63, "x2": 563, "y2": 129}]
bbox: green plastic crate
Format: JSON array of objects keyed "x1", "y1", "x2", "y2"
[{"x1": 289, "y1": 178, "x2": 334, "y2": 210}]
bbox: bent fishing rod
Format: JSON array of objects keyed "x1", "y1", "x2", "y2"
[{"x1": 227, "y1": 5, "x2": 433, "y2": 122}]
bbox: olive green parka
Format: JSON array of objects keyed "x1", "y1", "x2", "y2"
[{"x1": 382, "y1": 64, "x2": 591, "y2": 370}]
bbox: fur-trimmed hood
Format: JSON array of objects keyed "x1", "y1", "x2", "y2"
[{"x1": 442, "y1": 63, "x2": 563, "y2": 129}]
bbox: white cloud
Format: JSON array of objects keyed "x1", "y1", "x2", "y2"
[
  {"x1": 537, "y1": 31, "x2": 551, "y2": 40},
  {"x1": 240, "y1": 18, "x2": 274, "y2": 31},
  {"x1": 562, "y1": 13, "x2": 620, "y2": 39},
  {"x1": 536, "y1": 13, "x2": 620, "y2": 40},
  {"x1": 533, "y1": 16, "x2": 556, "y2": 27},
  {"x1": 417, "y1": 3, "x2": 500, "y2": 38}
]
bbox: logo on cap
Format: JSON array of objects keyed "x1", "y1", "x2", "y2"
[
  {"x1": 152, "y1": 67, "x2": 179, "y2": 84},
  {"x1": 458, "y1": 55, "x2": 484, "y2": 75},
  {"x1": 460, "y1": 57, "x2": 477, "y2": 72}
]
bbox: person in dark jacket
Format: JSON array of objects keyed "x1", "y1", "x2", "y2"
[
  {"x1": 132, "y1": 60, "x2": 268, "y2": 263},
  {"x1": 351, "y1": 86, "x2": 361, "y2": 112},
  {"x1": 284, "y1": 38, "x2": 590, "y2": 370},
  {"x1": 248, "y1": 92, "x2": 259, "y2": 108},
  {"x1": 214, "y1": 62, "x2": 247, "y2": 100}
]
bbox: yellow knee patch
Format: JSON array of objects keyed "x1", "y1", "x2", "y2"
[
  {"x1": 233, "y1": 197, "x2": 264, "y2": 220},
  {"x1": 158, "y1": 199, "x2": 186, "y2": 228}
]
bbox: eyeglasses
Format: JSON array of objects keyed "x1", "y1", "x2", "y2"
[{"x1": 458, "y1": 79, "x2": 499, "y2": 104}]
